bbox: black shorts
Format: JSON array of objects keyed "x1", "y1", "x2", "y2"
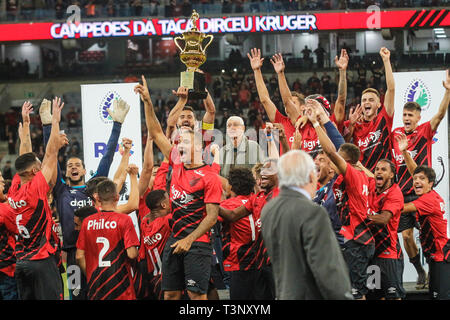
[
  {"x1": 367, "y1": 257, "x2": 406, "y2": 300},
  {"x1": 208, "y1": 263, "x2": 226, "y2": 292},
  {"x1": 161, "y1": 237, "x2": 212, "y2": 294},
  {"x1": 398, "y1": 194, "x2": 419, "y2": 233},
  {"x1": 229, "y1": 265, "x2": 275, "y2": 300},
  {"x1": 148, "y1": 273, "x2": 163, "y2": 300},
  {"x1": 342, "y1": 240, "x2": 375, "y2": 299},
  {"x1": 429, "y1": 260, "x2": 450, "y2": 300},
  {"x1": 15, "y1": 257, "x2": 63, "y2": 300}
]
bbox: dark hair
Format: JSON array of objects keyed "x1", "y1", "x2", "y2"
[
  {"x1": 182, "y1": 106, "x2": 195, "y2": 113},
  {"x1": 228, "y1": 167, "x2": 256, "y2": 196},
  {"x1": 403, "y1": 101, "x2": 421, "y2": 113},
  {"x1": 339, "y1": 143, "x2": 360, "y2": 165},
  {"x1": 413, "y1": 165, "x2": 436, "y2": 186},
  {"x1": 145, "y1": 189, "x2": 168, "y2": 211},
  {"x1": 96, "y1": 179, "x2": 117, "y2": 203},
  {"x1": 86, "y1": 176, "x2": 108, "y2": 200},
  {"x1": 74, "y1": 206, "x2": 97, "y2": 220},
  {"x1": 377, "y1": 159, "x2": 397, "y2": 184},
  {"x1": 66, "y1": 156, "x2": 85, "y2": 169},
  {"x1": 15, "y1": 152, "x2": 38, "y2": 173}
]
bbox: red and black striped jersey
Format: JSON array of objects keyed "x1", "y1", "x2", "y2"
[
  {"x1": 153, "y1": 161, "x2": 170, "y2": 191},
  {"x1": 391, "y1": 121, "x2": 435, "y2": 196},
  {"x1": 275, "y1": 110, "x2": 296, "y2": 154},
  {"x1": 169, "y1": 150, "x2": 222, "y2": 243},
  {"x1": 77, "y1": 211, "x2": 140, "y2": 300},
  {"x1": 367, "y1": 179, "x2": 404, "y2": 259},
  {"x1": 219, "y1": 195, "x2": 255, "y2": 272},
  {"x1": 412, "y1": 190, "x2": 450, "y2": 262},
  {"x1": 344, "y1": 106, "x2": 393, "y2": 172},
  {"x1": 140, "y1": 214, "x2": 171, "y2": 276},
  {"x1": 0, "y1": 202, "x2": 17, "y2": 277},
  {"x1": 298, "y1": 114, "x2": 339, "y2": 160},
  {"x1": 7, "y1": 172, "x2": 56, "y2": 261},
  {"x1": 333, "y1": 165, "x2": 374, "y2": 245},
  {"x1": 238, "y1": 187, "x2": 279, "y2": 270}
]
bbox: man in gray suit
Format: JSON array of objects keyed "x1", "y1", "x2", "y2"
[{"x1": 261, "y1": 150, "x2": 353, "y2": 300}]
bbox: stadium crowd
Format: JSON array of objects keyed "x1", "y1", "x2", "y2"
[{"x1": 0, "y1": 46, "x2": 449, "y2": 301}]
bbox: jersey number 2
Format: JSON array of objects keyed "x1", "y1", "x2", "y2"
[{"x1": 97, "y1": 237, "x2": 111, "y2": 267}]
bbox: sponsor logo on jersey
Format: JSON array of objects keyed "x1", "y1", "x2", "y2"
[
  {"x1": 171, "y1": 185, "x2": 194, "y2": 205},
  {"x1": 357, "y1": 130, "x2": 382, "y2": 148},
  {"x1": 87, "y1": 218, "x2": 117, "y2": 230},
  {"x1": 144, "y1": 233, "x2": 162, "y2": 246},
  {"x1": 8, "y1": 198, "x2": 27, "y2": 210}
]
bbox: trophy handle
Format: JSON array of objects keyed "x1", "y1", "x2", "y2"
[
  {"x1": 201, "y1": 35, "x2": 214, "y2": 54},
  {"x1": 174, "y1": 36, "x2": 185, "y2": 53}
]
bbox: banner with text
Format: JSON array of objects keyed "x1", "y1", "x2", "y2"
[
  {"x1": 0, "y1": 9, "x2": 448, "y2": 42},
  {"x1": 81, "y1": 83, "x2": 143, "y2": 236}
]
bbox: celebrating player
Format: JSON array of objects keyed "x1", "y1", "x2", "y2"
[
  {"x1": 135, "y1": 75, "x2": 222, "y2": 300},
  {"x1": 39, "y1": 97, "x2": 130, "y2": 299},
  {"x1": 307, "y1": 101, "x2": 374, "y2": 300},
  {"x1": 363, "y1": 159, "x2": 406, "y2": 300},
  {"x1": 76, "y1": 178, "x2": 140, "y2": 300},
  {"x1": 391, "y1": 70, "x2": 450, "y2": 287},
  {"x1": 8, "y1": 97, "x2": 68, "y2": 300},
  {"x1": 341, "y1": 47, "x2": 395, "y2": 172}
]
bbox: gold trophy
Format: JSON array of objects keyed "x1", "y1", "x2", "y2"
[{"x1": 174, "y1": 10, "x2": 213, "y2": 100}]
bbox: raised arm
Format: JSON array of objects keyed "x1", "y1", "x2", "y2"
[
  {"x1": 430, "y1": 69, "x2": 450, "y2": 132},
  {"x1": 41, "y1": 97, "x2": 69, "y2": 184},
  {"x1": 138, "y1": 137, "x2": 154, "y2": 197},
  {"x1": 249, "y1": 48, "x2": 277, "y2": 123},
  {"x1": 265, "y1": 122, "x2": 280, "y2": 159},
  {"x1": 165, "y1": 86, "x2": 189, "y2": 138},
  {"x1": 112, "y1": 138, "x2": 132, "y2": 194},
  {"x1": 379, "y1": 47, "x2": 395, "y2": 117},
  {"x1": 93, "y1": 99, "x2": 130, "y2": 178},
  {"x1": 306, "y1": 102, "x2": 347, "y2": 175},
  {"x1": 40, "y1": 98, "x2": 64, "y2": 190},
  {"x1": 317, "y1": 109, "x2": 346, "y2": 151},
  {"x1": 273, "y1": 123, "x2": 290, "y2": 154},
  {"x1": 396, "y1": 132, "x2": 417, "y2": 176},
  {"x1": 334, "y1": 49, "x2": 349, "y2": 124},
  {"x1": 202, "y1": 89, "x2": 216, "y2": 127},
  {"x1": 117, "y1": 164, "x2": 140, "y2": 214},
  {"x1": 135, "y1": 75, "x2": 172, "y2": 159},
  {"x1": 18, "y1": 101, "x2": 33, "y2": 155},
  {"x1": 271, "y1": 53, "x2": 300, "y2": 120},
  {"x1": 344, "y1": 104, "x2": 363, "y2": 142}
]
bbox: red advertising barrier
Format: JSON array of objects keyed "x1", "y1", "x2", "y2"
[{"x1": 0, "y1": 9, "x2": 448, "y2": 42}]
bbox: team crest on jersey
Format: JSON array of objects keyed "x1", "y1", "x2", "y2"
[
  {"x1": 404, "y1": 79, "x2": 431, "y2": 111},
  {"x1": 189, "y1": 177, "x2": 201, "y2": 187},
  {"x1": 98, "y1": 91, "x2": 122, "y2": 124}
]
